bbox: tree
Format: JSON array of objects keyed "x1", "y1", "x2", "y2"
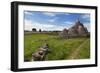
[
  {"x1": 39, "y1": 29, "x2": 41, "y2": 32},
  {"x1": 32, "y1": 28, "x2": 37, "y2": 32}
]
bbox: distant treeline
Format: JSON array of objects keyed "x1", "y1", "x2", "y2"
[{"x1": 24, "y1": 31, "x2": 61, "y2": 35}]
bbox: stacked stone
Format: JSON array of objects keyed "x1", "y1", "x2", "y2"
[
  {"x1": 68, "y1": 20, "x2": 88, "y2": 37},
  {"x1": 59, "y1": 28, "x2": 68, "y2": 38},
  {"x1": 60, "y1": 19, "x2": 89, "y2": 38},
  {"x1": 32, "y1": 43, "x2": 50, "y2": 61}
]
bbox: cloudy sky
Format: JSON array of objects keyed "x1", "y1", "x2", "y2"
[{"x1": 24, "y1": 11, "x2": 90, "y2": 31}]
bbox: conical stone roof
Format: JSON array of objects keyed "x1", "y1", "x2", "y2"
[
  {"x1": 68, "y1": 20, "x2": 88, "y2": 36},
  {"x1": 60, "y1": 19, "x2": 89, "y2": 38}
]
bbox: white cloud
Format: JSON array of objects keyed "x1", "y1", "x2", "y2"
[
  {"x1": 80, "y1": 14, "x2": 90, "y2": 31},
  {"x1": 25, "y1": 18, "x2": 90, "y2": 32},
  {"x1": 48, "y1": 17, "x2": 58, "y2": 22},
  {"x1": 83, "y1": 22, "x2": 90, "y2": 32},
  {"x1": 24, "y1": 19, "x2": 67, "y2": 31},
  {"x1": 42, "y1": 12, "x2": 70, "y2": 17},
  {"x1": 24, "y1": 20, "x2": 34, "y2": 31},
  {"x1": 24, "y1": 11, "x2": 33, "y2": 15},
  {"x1": 48, "y1": 19, "x2": 55, "y2": 22},
  {"x1": 42, "y1": 12, "x2": 56, "y2": 17},
  {"x1": 63, "y1": 21, "x2": 74, "y2": 28},
  {"x1": 64, "y1": 21, "x2": 74, "y2": 25},
  {"x1": 81, "y1": 14, "x2": 90, "y2": 19}
]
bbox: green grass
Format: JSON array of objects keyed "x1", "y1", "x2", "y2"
[
  {"x1": 75, "y1": 39, "x2": 90, "y2": 59},
  {"x1": 24, "y1": 32, "x2": 90, "y2": 61}
]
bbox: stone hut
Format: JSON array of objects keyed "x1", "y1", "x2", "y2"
[
  {"x1": 59, "y1": 28, "x2": 69, "y2": 38},
  {"x1": 68, "y1": 20, "x2": 88, "y2": 37},
  {"x1": 60, "y1": 19, "x2": 89, "y2": 38}
]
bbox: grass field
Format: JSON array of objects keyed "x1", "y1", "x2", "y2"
[{"x1": 24, "y1": 32, "x2": 90, "y2": 61}]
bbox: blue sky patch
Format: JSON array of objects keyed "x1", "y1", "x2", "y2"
[{"x1": 24, "y1": 11, "x2": 90, "y2": 31}]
